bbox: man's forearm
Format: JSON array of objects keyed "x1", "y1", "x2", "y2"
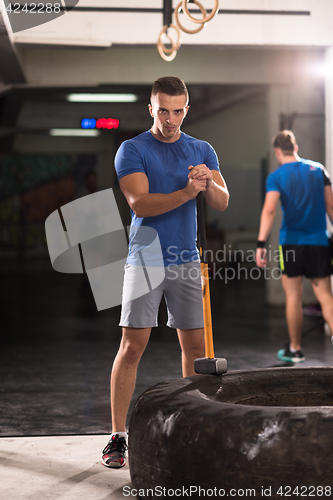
[
  {"x1": 123, "y1": 174, "x2": 206, "y2": 218},
  {"x1": 205, "y1": 181, "x2": 229, "y2": 212},
  {"x1": 258, "y1": 209, "x2": 276, "y2": 242},
  {"x1": 130, "y1": 189, "x2": 190, "y2": 218},
  {"x1": 326, "y1": 209, "x2": 333, "y2": 226}
]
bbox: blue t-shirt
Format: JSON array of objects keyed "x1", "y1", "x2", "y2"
[
  {"x1": 115, "y1": 130, "x2": 220, "y2": 265},
  {"x1": 266, "y1": 159, "x2": 331, "y2": 246}
]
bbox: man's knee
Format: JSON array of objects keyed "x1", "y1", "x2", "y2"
[
  {"x1": 192, "y1": 342, "x2": 205, "y2": 359},
  {"x1": 180, "y1": 330, "x2": 205, "y2": 358},
  {"x1": 118, "y1": 341, "x2": 143, "y2": 366},
  {"x1": 311, "y1": 276, "x2": 331, "y2": 290},
  {"x1": 119, "y1": 329, "x2": 150, "y2": 364},
  {"x1": 282, "y1": 276, "x2": 303, "y2": 298}
]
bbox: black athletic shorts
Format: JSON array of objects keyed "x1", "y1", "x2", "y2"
[{"x1": 278, "y1": 245, "x2": 333, "y2": 278}]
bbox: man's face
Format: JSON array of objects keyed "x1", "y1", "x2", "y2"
[{"x1": 149, "y1": 93, "x2": 189, "y2": 143}]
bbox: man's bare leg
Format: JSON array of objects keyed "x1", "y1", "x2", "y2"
[
  {"x1": 281, "y1": 275, "x2": 303, "y2": 351},
  {"x1": 111, "y1": 327, "x2": 151, "y2": 432},
  {"x1": 177, "y1": 328, "x2": 205, "y2": 376},
  {"x1": 311, "y1": 277, "x2": 333, "y2": 335}
]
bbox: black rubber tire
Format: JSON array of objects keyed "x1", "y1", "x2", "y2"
[{"x1": 129, "y1": 367, "x2": 333, "y2": 499}]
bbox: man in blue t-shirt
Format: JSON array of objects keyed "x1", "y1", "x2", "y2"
[
  {"x1": 256, "y1": 130, "x2": 333, "y2": 363},
  {"x1": 102, "y1": 76, "x2": 229, "y2": 468}
]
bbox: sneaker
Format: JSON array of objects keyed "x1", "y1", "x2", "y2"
[
  {"x1": 102, "y1": 434, "x2": 127, "y2": 468},
  {"x1": 277, "y1": 344, "x2": 305, "y2": 363}
]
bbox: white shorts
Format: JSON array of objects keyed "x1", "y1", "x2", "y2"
[{"x1": 119, "y1": 261, "x2": 204, "y2": 330}]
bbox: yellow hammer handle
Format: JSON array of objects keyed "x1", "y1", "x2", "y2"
[{"x1": 201, "y1": 262, "x2": 215, "y2": 359}]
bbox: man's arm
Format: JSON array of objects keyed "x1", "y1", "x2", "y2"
[
  {"x1": 324, "y1": 184, "x2": 333, "y2": 224},
  {"x1": 188, "y1": 165, "x2": 229, "y2": 211},
  {"x1": 256, "y1": 190, "x2": 280, "y2": 267},
  {"x1": 119, "y1": 172, "x2": 206, "y2": 218}
]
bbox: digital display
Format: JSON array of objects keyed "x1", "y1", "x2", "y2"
[{"x1": 81, "y1": 118, "x2": 120, "y2": 129}]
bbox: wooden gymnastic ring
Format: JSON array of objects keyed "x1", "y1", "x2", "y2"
[
  {"x1": 182, "y1": 0, "x2": 219, "y2": 24},
  {"x1": 157, "y1": 24, "x2": 180, "y2": 61},
  {"x1": 157, "y1": 42, "x2": 178, "y2": 62},
  {"x1": 158, "y1": 24, "x2": 181, "y2": 54},
  {"x1": 174, "y1": 0, "x2": 207, "y2": 34}
]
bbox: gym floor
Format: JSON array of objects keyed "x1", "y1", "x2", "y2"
[{"x1": 1, "y1": 256, "x2": 332, "y2": 499}]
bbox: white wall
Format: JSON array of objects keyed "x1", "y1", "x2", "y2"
[{"x1": 16, "y1": 46, "x2": 293, "y2": 87}]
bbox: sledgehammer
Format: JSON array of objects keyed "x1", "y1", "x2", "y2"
[{"x1": 194, "y1": 192, "x2": 228, "y2": 375}]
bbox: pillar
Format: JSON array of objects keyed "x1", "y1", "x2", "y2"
[{"x1": 265, "y1": 86, "x2": 288, "y2": 305}]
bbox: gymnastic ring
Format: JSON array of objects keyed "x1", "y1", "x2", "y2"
[
  {"x1": 157, "y1": 24, "x2": 180, "y2": 61},
  {"x1": 157, "y1": 43, "x2": 178, "y2": 62},
  {"x1": 182, "y1": 0, "x2": 219, "y2": 24},
  {"x1": 174, "y1": 0, "x2": 207, "y2": 34},
  {"x1": 158, "y1": 24, "x2": 181, "y2": 54}
]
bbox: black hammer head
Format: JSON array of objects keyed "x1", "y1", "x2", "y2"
[{"x1": 194, "y1": 357, "x2": 228, "y2": 375}]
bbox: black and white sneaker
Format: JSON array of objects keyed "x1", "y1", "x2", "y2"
[
  {"x1": 102, "y1": 434, "x2": 127, "y2": 468},
  {"x1": 277, "y1": 344, "x2": 305, "y2": 363}
]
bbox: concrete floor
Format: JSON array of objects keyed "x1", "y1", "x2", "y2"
[
  {"x1": 1, "y1": 257, "x2": 332, "y2": 499},
  {"x1": 0, "y1": 435, "x2": 130, "y2": 500}
]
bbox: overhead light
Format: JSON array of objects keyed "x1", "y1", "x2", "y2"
[
  {"x1": 49, "y1": 129, "x2": 100, "y2": 137},
  {"x1": 66, "y1": 93, "x2": 138, "y2": 103}
]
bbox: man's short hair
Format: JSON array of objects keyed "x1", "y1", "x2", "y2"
[
  {"x1": 151, "y1": 76, "x2": 189, "y2": 105},
  {"x1": 273, "y1": 130, "x2": 296, "y2": 153}
]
